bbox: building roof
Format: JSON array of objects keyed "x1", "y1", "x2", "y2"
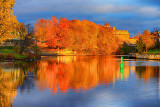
[{"x1": 104, "y1": 23, "x2": 110, "y2": 27}]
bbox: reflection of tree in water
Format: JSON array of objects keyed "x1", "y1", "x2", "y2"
[
  {"x1": 36, "y1": 56, "x2": 130, "y2": 94},
  {"x1": 18, "y1": 72, "x2": 36, "y2": 92},
  {"x1": 0, "y1": 61, "x2": 39, "y2": 107},
  {"x1": 135, "y1": 66, "x2": 160, "y2": 82},
  {"x1": 136, "y1": 66, "x2": 146, "y2": 78},
  {"x1": 18, "y1": 61, "x2": 40, "y2": 93},
  {"x1": 0, "y1": 67, "x2": 24, "y2": 107}
]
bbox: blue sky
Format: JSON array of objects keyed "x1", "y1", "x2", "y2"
[{"x1": 13, "y1": 0, "x2": 160, "y2": 37}]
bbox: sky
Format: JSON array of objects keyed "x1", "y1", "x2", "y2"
[{"x1": 13, "y1": 0, "x2": 160, "y2": 37}]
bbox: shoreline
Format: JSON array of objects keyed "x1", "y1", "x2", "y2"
[{"x1": 129, "y1": 53, "x2": 160, "y2": 60}]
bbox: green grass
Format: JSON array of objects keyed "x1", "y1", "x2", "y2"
[
  {"x1": 0, "y1": 49, "x2": 14, "y2": 54},
  {"x1": 13, "y1": 54, "x2": 26, "y2": 59},
  {"x1": 0, "y1": 46, "x2": 14, "y2": 49},
  {"x1": 147, "y1": 49, "x2": 160, "y2": 54},
  {"x1": 0, "y1": 47, "x2": 26, "y2": 59}
]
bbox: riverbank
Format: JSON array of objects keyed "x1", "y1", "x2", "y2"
[
  {"x1": 129, "y1": 53, "x2": 160, "y2": 60},
  {"x1": 0, "y1": 46, "x2": 41, "y2": 61},
  {"x1": 0, "y1": 53, "x2": 41, "y2": 61}
]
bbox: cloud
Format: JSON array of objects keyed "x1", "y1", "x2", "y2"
[
  {"x1": 14, "y1": 0, "x2": 160, "y2": 18},
  {"x1": 135, "y1": 7, "x2": 160, "y2": 17},
  {"x1": 91, "y1": 17, "x2": 160, "y2": 36},
  {"x1": 13, "y1": 0, "x2": 160, "y2": 36}
]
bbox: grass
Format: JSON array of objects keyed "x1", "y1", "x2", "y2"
[
  {"x1": 0, "y1": 46, "x2": 39, "y2": 60},
  {"x1": 0, "y1": 47, "x2": 26, "y2": 59},
  {"x1": 13, "y1": 54, "x2": 26, "y2": 59},
  {"x1": 147, "y1": 49, "x2": 160, "y2": 54},
  {"x1": 0, "y1": 46, "x2": 14, "y2": 49},
  {"x1": 0, "y1": 49, "x2": 14, "y2": 53}
]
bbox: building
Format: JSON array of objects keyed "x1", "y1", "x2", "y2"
[{"x1": 104, "y1": 23, "x2": 130, "y2": 41}]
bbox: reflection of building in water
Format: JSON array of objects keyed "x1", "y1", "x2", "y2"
[{"x1": 36, "y1": 56, "x2": 130, "y2": 94}]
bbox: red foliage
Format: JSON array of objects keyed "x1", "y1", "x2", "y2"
[{"x1": 34, "y1": 16, "x2": 121, "y2": 55}]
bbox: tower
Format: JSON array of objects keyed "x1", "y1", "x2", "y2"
[{"x1": 113, "y1": 26, "x2": 116, "y2": 30}]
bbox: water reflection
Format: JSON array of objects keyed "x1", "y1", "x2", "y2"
[
  {"x1": 36, "y1": 56, "x2": 129, "y2": 94},
  {"x1": 0, "y1": 62, "x2": 38, "y2": 106},
  {"x1": 1, "y1": 56, "x2": 160, "y2": 106}
]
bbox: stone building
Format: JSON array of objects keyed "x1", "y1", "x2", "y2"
[{"x1": 104, "y1": 23, "x2": 130, "y2": 40}]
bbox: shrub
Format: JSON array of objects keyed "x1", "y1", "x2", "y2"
[
  {"x1": 25, "y1": 53, "x2": 36, "y2": 60},
  {"x1": 7, "y1": 54, "x2": 14, "y2": 60},
  {"x1": 14, "y1": 45, "x2": 21, "y2": 53}
]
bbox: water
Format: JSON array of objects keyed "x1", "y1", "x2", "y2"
[{"x1": 1, "y1": 56, "x2": 160, "y2": 107}]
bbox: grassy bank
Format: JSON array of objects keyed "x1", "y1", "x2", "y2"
[
  {"x1": 0, "y1": 46, "x2": 40, "y2": 60},
  {"x1": 147, "y1": 49, "x2": 160, "y2": 54}
]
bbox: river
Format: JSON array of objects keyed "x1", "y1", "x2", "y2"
[{"x1": 1, "y1": 55, "x2": 160, "y2": 107}]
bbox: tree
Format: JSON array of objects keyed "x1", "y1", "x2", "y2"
[
  {"x1": 57, "y1": 17, "x2": 70, "y2": 48},
  {"x1": 14, "y1": 23, "x2": 27, "y2": 53},
  {"x1": 136, "y1": 37, "x2": 146, "y2": 53},
  {"x1": 33, "y1": 17, "x2": 123, "y2": 55},
  {"x1": 26, "y1": 24, "x2": 34, "y2": 36},
  {"x1": 0, "y1": 0, "x2": 19, "y2": 43},
  {"x1": 120, "y1": 42, "x2": 133, "y2": 55},
  {"x1": 16, "y1": 23, "x2": 27, "y2": 40},
  {"x1": 69, "y1": 20, "x2": 84, "y2": 53},
  {"x1": 141, "y1": 29, "x2": 155, "y2": 51},
  {"x1": 97, "y1": 25, "x2": 121, "y2": 55},
  {"x1": 45, "y1": 16, "x2": 59, "y2": 48},
  {"x1": 81, "y1": 20, "x2": 98, "y2": 54},
  {"x1": 45, "y1": 17, "x2": 70, "y2": 49},
  {"x1": 69, "y1": 20, "x2": 99, "y2": 54},
  {"x1": 151, "y1": 27, "x2": 160, "y2": 49},
  {"x1": 34, "y1": 18, "x2": 48, "y2": 42}
]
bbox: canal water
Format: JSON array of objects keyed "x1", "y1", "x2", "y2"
[{"x1": 1, "y1": 56, "x2": 160, "y2": 107}]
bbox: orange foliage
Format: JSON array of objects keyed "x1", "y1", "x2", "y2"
[
  {"x1": 36, "y1": 56, "x2": 130, "y2": 94},
  {"x1": 58, "y1": 17, "x2": 70, "y2": 48},
  {"x1": 140, "y1": 30, "x2": 156, "y2": 51},
  {"x1": 34, "y1": 19, "x2": 48, "y2": 42},
  {"x1": 0, "y1": 0, "x2": 19, "y2": 43},
  {"x1": 34, "y1": 16, "x2": 122, "y2": 54}
]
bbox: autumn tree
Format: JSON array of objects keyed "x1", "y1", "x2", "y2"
[
  {"x1": 57, "y1": 17, "x2": 70, "y2": 49},
  {"x1": 34, "y1": 17, "x2": 122, "y2": 55},
  {"x1": 97, "y1": 25, "x2": 121, "y2": 55},
  {"x1": 46, "y1": 17, "x2": 70, "y2": 49},
  {"x1": 34, "y1": 17, "x2": 70, "y2": 50},
  {"x1": 69, "y1": 20, "x2": 99, "y2": 54},
  {"x1": 0, "y1": 0, "x2": 19, "y2": 43},
  {"x1": 81, "y1": 20, "x2": 99, "y2": 54},
  {"x1": 140, "y1": 29, "x2": 155, "y2": 51},
  {"x1": 45, "y1": 16, "x2": 59, "y2": 48},
  {"x1": 34, "y1": 19, "x2": 48, "y2": 42},
  {"x1": 69, "y1": 20, "x2": 84, "y2": 53},
  {"x1": 16, "y1": 23, "x2": 27, "y2": 40}
]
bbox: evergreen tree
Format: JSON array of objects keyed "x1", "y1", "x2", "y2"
[{"x1": 136, "y1": 37, "x2": 146, "y2": 53}]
